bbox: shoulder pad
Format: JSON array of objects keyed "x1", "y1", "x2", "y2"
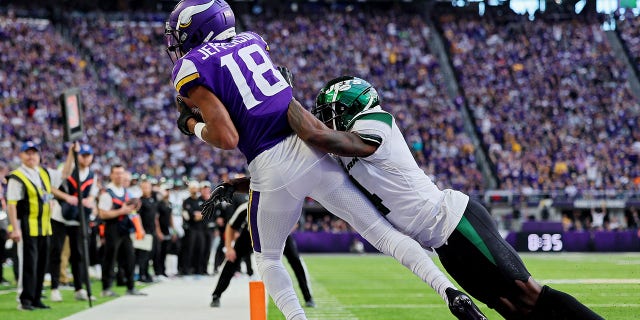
[
  {"x1": 172, "y1": 58, "x2": 200, "y2": 94},
  {"x1": 348, "y1": 111, "x2": 393, "y2": 130}
]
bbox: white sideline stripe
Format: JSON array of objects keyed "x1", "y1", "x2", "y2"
[{"x1": 540, "y1": 279, "x2": 640, "y2": 284}]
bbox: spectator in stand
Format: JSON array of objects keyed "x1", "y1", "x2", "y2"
[
  {"x1": 590, "y1": 201, "x2": 607, "y2": 231},
  {"x1": 626, "y1": 207, "x2": 640, "y2": 230}
]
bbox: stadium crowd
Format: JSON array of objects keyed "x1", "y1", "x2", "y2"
[
  {"x1": 60, "y1": 5, "x2": 486, "y2": 193},
  {"x1": 242, "y1": 6, "x2": 485, "y2": 192},
  {"x1": 440, "y1": 13, "x2": 640, "y2": 197},
  {"x1": 617, "y1": 9, "x2": 640, "y2": 76},
  {"x1": 5, "y1": 6, "x2": 639, "y2": 198},
  {"x1": 1, "y1": 5, "x2": 487, "y2": 243}
]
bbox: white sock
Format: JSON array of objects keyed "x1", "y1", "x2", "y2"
[
  {"x1": 362, "y1": 220, "x2": 456, "y2": 303},
  {"x1": 255, "y1": 252, "x2": 307, "y2": 320}
]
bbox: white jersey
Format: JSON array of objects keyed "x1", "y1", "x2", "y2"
[{"x1": 339, "y1": 108, "x2": 469, "y2": 248}]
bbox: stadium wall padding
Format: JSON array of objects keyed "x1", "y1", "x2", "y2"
[{"x1": 291, "y1": 230, "x2": 640, "y2": 253}]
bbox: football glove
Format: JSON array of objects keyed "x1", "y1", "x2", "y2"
[
  {"x1": 176, "y1": 96, "x2": 202, "y2": 136},
  {"x1": 201, "y1": 182, "x2": 236, "y2": 218},
  {"x1": 277, "y1": 65, "x2": 294, "y2": 88}
]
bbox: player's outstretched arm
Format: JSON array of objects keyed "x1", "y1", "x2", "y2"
[
  {"x1": 184, "y1": 86, "x2": 239, "y2": 150},
  {"x1": 287, "y1": 99, "x2": 377, "y2": 157}
]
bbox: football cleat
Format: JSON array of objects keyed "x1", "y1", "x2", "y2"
[
  {"x1": 210, "y1": 294, "x2": 221, "y2": 307},
  {"x1": 446, "y1": 288, "x2": 488, "y2": 320}
]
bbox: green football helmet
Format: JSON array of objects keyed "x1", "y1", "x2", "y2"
[{"x1": 312, "y1": 76, "x2": 380, "y2": 131}]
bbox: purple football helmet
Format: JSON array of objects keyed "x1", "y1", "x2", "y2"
[{"x1": 165, "y1": 0, "x2": 236, "y2": 63}]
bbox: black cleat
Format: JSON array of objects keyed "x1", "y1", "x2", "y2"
[
  {"x1": 446, "y1": 288, "x2": 488, "y2": 320},
  {"x1": 33, "y1": 301, "x2": 51, "y2": 309},
  {"x1": 125, "y1": 289, "x2": 148, "y2": 296},
  {"x1": 18, "y1": 302, "x2": 35, "y2": 311},
  {"x1": 210, "y1": 295, "x2": 221, "y2": 307}
]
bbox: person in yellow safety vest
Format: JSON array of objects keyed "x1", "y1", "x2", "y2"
[{"x1": 6, "y1": 141, "x2": 78, "y2": 311}]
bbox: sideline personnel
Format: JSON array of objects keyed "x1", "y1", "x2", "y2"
[{"x1": 7, "y1": 141, "x2": 77, "y2": 310}]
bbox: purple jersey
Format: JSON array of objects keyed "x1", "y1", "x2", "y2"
[{"x1": 171, "y1": 31, "x2": 293, "y2": 163}]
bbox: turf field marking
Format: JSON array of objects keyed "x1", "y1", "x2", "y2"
[
  {"x1": 588, "y1": 304, "x2": 640, "y2": 307},
  {"x1": 304, "y1": 277, "x2": 359, "y2": 320},
  {"x1": 540, "y1": 279, "x2": 640, "y2": 284},
  {"x1": 322, "y1": 303, "x2": 640, "y2": 310},
  {"x1": 354, "y1": 304, "x2": 451, "y2": 309}
]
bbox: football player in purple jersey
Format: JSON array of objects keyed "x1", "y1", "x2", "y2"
[{"x1": 165, "y1": 1, "x2": 484, "y2": 319}]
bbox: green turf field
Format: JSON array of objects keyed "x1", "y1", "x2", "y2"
[
  {"x1": 267, "y1": 253, "x2": 640, "y2": 319},
  {"x1": 1, "y1": 253, "x2": 638, "y2": 319}
]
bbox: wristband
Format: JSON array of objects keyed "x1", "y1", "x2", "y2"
[{"x1": 194, "y1": 122, "x2": 206, "y2": 141}]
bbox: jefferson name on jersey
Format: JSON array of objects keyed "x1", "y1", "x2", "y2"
[{"x1": 194, "y1": 33, "x2": 258, "y2": 60}]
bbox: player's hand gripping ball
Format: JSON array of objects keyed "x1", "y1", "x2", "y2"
[{"x1": 176, "y1": 96, "x2": 203, "y2": 136}]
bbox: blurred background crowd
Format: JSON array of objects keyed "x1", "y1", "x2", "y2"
[{"x1": 1, "y1": 1, "x2": 640, "y2": 261}]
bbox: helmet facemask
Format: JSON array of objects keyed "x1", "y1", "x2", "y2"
[
  {"x1": 312, "y1": 101, "x2": 350, "y2": 131},
  {"x1": 165, "y1": 22, "x2": 187, "y2": 64},
  {"x1": 313, "y1": 76, "x2": 380, "y2": 131}
]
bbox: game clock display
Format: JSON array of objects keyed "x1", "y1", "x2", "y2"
[{"x1": 515, "y1": 232, "x2": 563, "y2": 252}]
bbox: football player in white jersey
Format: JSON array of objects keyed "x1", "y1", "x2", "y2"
[{"x1": 286, "y1": 76, "x2": 603, "y2": 320}]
